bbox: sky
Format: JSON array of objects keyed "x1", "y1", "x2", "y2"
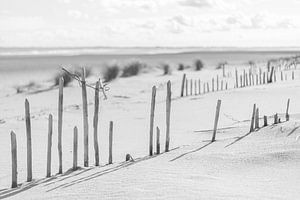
[{"x1": 1, "y1": 0, "x2": 300, "y2": 47}]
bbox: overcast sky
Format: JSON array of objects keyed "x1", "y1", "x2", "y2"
[{"x1": 1, "y1": 0, "x2": 300, "y2": 47}]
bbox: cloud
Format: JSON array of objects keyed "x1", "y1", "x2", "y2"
[{"x1": 179, "y1": 0, "x2": 211, "y2": 8}]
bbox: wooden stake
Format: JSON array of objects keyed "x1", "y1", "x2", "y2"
[
  {"x1": 58, "y1": 77, "x2": 64, "y2": 174},
  {"x1": 263, "y1": 116, "x2": 268, "y2": 127},
  {"x1": 149, "y1": 86, "x2": 156, "y2": 156},
  {"x1": 156, "y1": 127, "x2": 160, "y2": 154},
  {"x1": 212, "y1": 78, "x2": 214, "y2": 92},
  {"x1": 217, "y1": 75, "x2": 219, "y2": 91},
  {"x1": 281, "y1": 71, "x2": 283, "y2": 81},
  {"x1": 93, "y1": 81, "x2": 100, "y2": 166},
  {"x1": 212, "y1": 100, "x2": 222, "y2": 142},
  {"x1": 190, "y1": 79, "x2": 193, "y2": 96},
  {"x1": 255, "y1": 108, "x2": 259, "y2": 129},
  {"x1": 165, "y1": 81, "x2": 171, "y2": 152},
  {"x1": 235, "y1": 69, "x2": 239, "y2": 88},
  {"x1": 194, "y1": 80, "x2": 197, "y2": 95},
  {"x1": 198, "y1": 79, "x2": 201, "y2": 95},
  {"x1": 73, "y1": 126, "x2": 78, "y2": 170},
  {"x1": 180, "y1": 74, "x2": 186, "y2": 97},
  {"x1": 286, "y1": 98, "x2": 290, "y2": 121},
  {"x1": 292, "y1": 71, "x2": 295, "y2": 80},
  {"x1": 250, "y1": 104, "x2": 256, "y2": 132},
  {"x1": 185, "y1": 79, "x2": 188, "y2": 96},
  {"x1": 109, "y1": 121, "x2": 113, "y2": 164},
  {"x1": 11, "y1": 131, "x2": 17, "y2": 188},
  {"x1": 46, "y1": 114, "x2": 53, "y2": 178},
  {"x1": 25, "y1": 99, "x2": 32, "y2": 182},
  {"x1": 81, "y1": 68, "x2": 89, "y2": 167},
  {"x1": 274, "y1": 113, "x2": 278, "y2": 124}
]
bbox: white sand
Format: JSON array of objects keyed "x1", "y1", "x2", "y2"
[{"x1": 0, "y1": 65, "x2": 299, "y2": 199}]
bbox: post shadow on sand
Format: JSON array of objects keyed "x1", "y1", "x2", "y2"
[{"x1": 0, "y1": 147, "x2": 180, "y2": 198}]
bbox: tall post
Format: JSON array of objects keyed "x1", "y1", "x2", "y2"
[
  {"x1": 58, "y1": 77, "x2": 64, "y2": 174},
  {"x1": 286, "y1": 98, "x2": 290, "y2": 121},
  {"x1": 11, "y1": 131, "x2": 17, "y2": 188},
  {"x1": 212, "y1": 78, "x2": 214, "y2": 92},
  {"x1": 250, "y1": 104, "x2": 256, "y2": 132},
  {"x1": 185, "y1": 79, "x2": 188, "y2": 96},
  {"x1": 190, "y1": 79, "x2": 193, "y2": 96},
  {"x1": 149, "y1": 86, "x2": 156, "y2": 156},
  {"x1": 109, "y1": 121, "x2": 113, "y2": 164},
  {"x1": 81, "y1": 68, "x2": 89, "y2": 167},
  {"x1": 211, "y1": 100, "x2": 222, "y2": 142},
  {"x1": 180, "y1": 74, "x2": 186, "y2": 97},
  {"x1": 73, "y1": 126, "x2": 78, "y2": 170},
  {"x1": 93, "y1": 80, "x2": 100, "y2": 166},
  {"x1": 165, "y1": 81, "x2": 171, "y2": 152},
  {"x1": 217, "y1": 75, "x2": 219, "y2": 91},
  {"x1": 198, "y1": 79, "x2": 201, "y2": 95},
  {"x1": 25, "y1": 99, "x2": 32, "y2": 182},
  {"x1": 263, "y1": 116, "x2": 268, "y2": 127},
  {"x1": 46, "y1": 114, "x2": 53, "y2": 178}
]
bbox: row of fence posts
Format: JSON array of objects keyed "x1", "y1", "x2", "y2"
[
  {"x1": 235, "y1": 66, "x2": 296, "y2": 89},
  {"x1": 10, "y1": 68, "x2": 116, "y2": 188},
  {"x1": 149, "y1": 81, "x2": 172, "y2": 156},
  {"x1": 10, "y1": 68, "x2": 173, "y2": 189},
  {"x1": 209, "y1": 98, "x2": 291, "y2": 143},
  {"x1": 180, "y1": 74, "x2": 229, "y2": 97}
]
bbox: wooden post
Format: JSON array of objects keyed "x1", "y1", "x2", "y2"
[
  {"x1": 240, "y1": 75, "x2": 243, "y2": 87},
  {"x1": 198, "y1": 79, "x2": 201, "y2": 95},
  {"x1": 245, "y1": 73, "x2": 249, "y2": 86},
  {"x1": 149, "y1": 86, "x2": 156, "y2": 156},
  {"x1": 58, "y1": 77, "x2": 64, "y2": 174},
  {"x1": 225, "y1": 82, "x2": 228, "y2": 90},
  {"x1": 263, "y1": 116, "x2": 268, "y2": 127},
  {"x1": 286, "y1": 98, "x2": 290, "y2": 121},
  {"x1": 259, "y1": 68, "x2": 262, "y2": 84},
  {"x1": 165, "y1": 81, "x2": 171, "y2": 152},
  {"x1": 268, "y1": 67, "x2": 274, "y2": 83},
  {"x1": 250, "y1": 104, "x2": 256, "y2": 132},
  {"x1": 190, "y1": 79, "x2": 193, "y2": 96},
  {"x1": 211, "y1": 100, "x2": 221, "y2": 142},
  {"x1": 274, "y1": 71, "x2": 277, "y2": 82},
  {"x1": 194, "y1": 80, "x2": 197, "y2": 95},
  {"x1": 185, "y1": 79, "x2": 188, "y2": 96},
  {"x1": 212, "y1": 78, "x2": 214, "y2": 92},
  {"x1": 93, "y1": 80, "x2": 100, "y2": 166},
  {"x1": 11, "y1": 131, "x2": 17, "y2": 188},
  {"x1": 180, "y1": 74, "x2": 186, "y2": 97},
  {"x1": 292, "y1": 71, "x2": 295, "y2": 80},
  {"x1": 281, "y1": 71, "x2": 283, "y2": 81},
  {"x1": 81, "y1": 68, "x2": 89, "y2": 167},
  {"x1": 46, "y1": 114, "x2": 53, "y2": 178},
  {"x1": 217, "y1": 75, "x2": 219, "y2": 91},
  {"x1": 25, "y1": 99, "x2": 32, "y2": 182},
  {"x1": 235, "y1": 69, "x2": 239, "y2": 88},
  {"x1": 207, "y1": 82, "x2": 210, "y2": 93},
  {"x1": 109, "y1": 121, "x2": 113, "y2": 164},
  {"x1": 263, "y1": 72, "x2": 266, "y2": 84},
  {"x1": 243, "y1": 70, "x2": 246, "y2": 87},
  {"x1": 156, "y1": 127, "x2": 160, "y2": 154},
  {"x1": 274, "y1": 113, "x2": 278, "y2": 124},
  {"x1": 73, "y1": 126, "x2": 78, "y2": 170},
  {"x1": 221, "y1": 80, "x2": 224, "y2": 90},
  {"x1": 255, "y1": 108, "x2": 259, "y2": 129}
]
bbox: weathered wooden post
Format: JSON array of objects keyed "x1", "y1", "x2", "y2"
[
  {"x1": 225, "y1": 82, "x2": 228, "y2": 90},
  {"x1": 11, "y1": 131, "x2": 17, "y2": 188},
  {"x1": 243, "y1": 70, "x2": 246, "y2": 87},
  {"x1": 149, "y1": 86, "x2": 156, "y2": 156},
  {"x1": 217, "y1": 75, "x2": 219, "y2": 91},
  {"x1": 263, "y1": 116, "x2": 268, "y2": 127},
  {"x1": 292, "y1": 71, "x2": 295, "y2": 80},
  {"x1": 198, "y1": 79, "x2": 201, "y2": 95},
  {"x1": 207, "y1": 82, "x2": 210, "y2": 93},
  {"x1": 212, "y1": 78, "x2": 215, "y2": 92},
  {"x1": 240, "y1": 75, "x2": 243, "y2": 87},
  {"x1": 268, "y1": 67, "x2": 274, "y2": 83},
  {"x1": 93, "y1": 80, "x2": 100, "y2": 166},
  {"x1": 211, "y1": 100, "x2": 222, "y2": 142},
  {"x1": 274, "y1": 113, "x2": 278, "y2": 124},
  {"x1": 190, "y1": 79, "x2": 193, "y2": 96},
  {"x1": 194, "y1": 80, "x2": 197, "y2": 95},
  {"x1": 250, "y1": 104, "x2": 256, "y2": 132},
  {"x1": 255, "y1": 108, "x2": 259, "y2": 129},
  {"x1": 281, "y1": 71, "x2": 283, "y2": 81},
  {"x1": 185, "y1": 79, "x2": 188, "y2": 96},
  {"x1": 221, "y1": 80, "x2": 224, "y2": 90},
  {"x1": 81, "y1": 68, "x2": 89, "y2": 167},
  {"x1": 156, "y1": 127, "x2": 160, "y2": 154},
  {"x1": 58, "y1": 77, "x2": 64, "y2": 174},
  {"x1": 259, "y1": 68, "x2": 262, "y2": 84},
  {"x1": 165, "y1": 81, "x2": 171, "y2": 152},
  {"x1": 180, "y1": 74, "x2": 186, "y2": 97},
  {"x1": 235, "y1": 69, "x2": 239, "y2": 88},
  {"x1": 109, "y1": 121, "x2": 113, "y2": 164},
  {"x1": 245, "y1": 73, "x2": 249, "y2": 86},
  {"x1": 286, "y1": 98, "x2": 290, "y2": 121},
  {"x1": 25, "y1": 99, "x2": 32, "y2": 182},
  {"x1": 73, "y1": 126, "x2": 78, "y2": 170},
  {"x1": 46, "y1": 114, "x2": 53, "y2": 178},
  {"x1": 263, "y1": 72, "x2": 266, "y2": 84}
]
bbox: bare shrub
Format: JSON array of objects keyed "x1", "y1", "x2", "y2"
[
  {"x1": 178, "y1": 63, "x2": 185, "y2": 71},
  {"x1": 103, "y1": 64, "x2": 120, "y2": 82},
  {"x1": 194, "y1": 59, "x2": 204, "y2": 71},
  {"x1": 121, "y1": 61, "x2": 146, "y2": 77},
  {"x1": 162, "y1": 63, "x2": 172, "y2": 75}
]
